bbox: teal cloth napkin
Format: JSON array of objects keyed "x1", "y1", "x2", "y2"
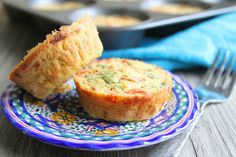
[{"x1": 101, "y1": 12, "x2": 236, "y2": 71}]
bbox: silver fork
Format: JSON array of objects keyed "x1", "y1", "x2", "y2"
[
  {"x1": 196, "y1": 49, "x2": 236, "y2": 108},
  {"x1": 171, "y1": 50, "x2": 236, "y2": 157}
]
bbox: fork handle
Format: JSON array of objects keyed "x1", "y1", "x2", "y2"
[
  {"x1": 172, "y1": 100, "x2": 222, "y2": 157},
  {"x1": 170, "y1": 101, "x2": 207, "y2": 157}
]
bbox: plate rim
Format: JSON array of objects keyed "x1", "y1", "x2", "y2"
[{"x1": 1, "y1": 73, "x2": 199, "y2": 151}]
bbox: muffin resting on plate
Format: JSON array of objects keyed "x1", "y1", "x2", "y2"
[
  {"x1": 74, "y1": 58, "x2": 172, "y2": 121},
  {"x1": 9, "y1": 16, "x2": 103, "y2": 99}
]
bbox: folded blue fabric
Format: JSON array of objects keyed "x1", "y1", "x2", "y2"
[{"x1": 101, "y1": 12, "x2": 236, "y2": 71}]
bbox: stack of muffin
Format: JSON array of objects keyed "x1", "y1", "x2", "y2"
[{"x1": 9, "y1": 16, "x2": 172, "y2": 122}]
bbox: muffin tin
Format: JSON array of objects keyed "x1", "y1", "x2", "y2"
[{"x1": 3, "y1": 0, "x2": 236, "y2": 49}]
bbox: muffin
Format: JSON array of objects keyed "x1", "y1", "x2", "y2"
[
  {"x1": 150, "y1": 4, "x2": 203, "y2": 15},
  {"x1": 35, "y1": 2, "x2": 85, "y2": 11},
  {"x1": 74, "y1": 58, "x2": 172, "y2": 121},
  {"x1": 94, "y1": 15, "x2": 141, "y2": 27},
  {"x1": 9, "y1": 16, "x2": 103, "y2": 99}
]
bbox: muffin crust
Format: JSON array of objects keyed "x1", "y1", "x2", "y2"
[{"x1": 9, "y1": 16, "x2": 103, "y2": 99}]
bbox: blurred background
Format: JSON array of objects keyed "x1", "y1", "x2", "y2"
[{"x1": 2, "y1": 0, "x2": 236, "y2": 50}]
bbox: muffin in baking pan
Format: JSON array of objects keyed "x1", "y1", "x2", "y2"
[
  {"x1": 9, "y1": 15, "x2": 103, "y2": 99},
  {"x1": 74, "y1": 58, "x2": 172, "y2": 121},
  {"x1": 35, "y1": 1, "x2": 85, "y2": 11},
  {"x1": 150, "y1": 3, "x2": 204, "y2": 15},
  {"x1": 94, "y1": 15, "x2": 141, "y2": 27}
]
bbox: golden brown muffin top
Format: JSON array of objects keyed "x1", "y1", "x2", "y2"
[{"x1": 75, "y1": 58, "x2": 172, "y2": 97}]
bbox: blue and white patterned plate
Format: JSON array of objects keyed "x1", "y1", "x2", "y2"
[{"x1": 1, "y1": 73, "x2": 198, "y2": 150}]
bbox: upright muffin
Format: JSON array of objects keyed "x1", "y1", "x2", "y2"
[
  {"x1": 9, "y1": 16, "x2": 103, "y2": 99},
  {"x1": 74, "y1": 58, "x2": 172, "y2": 121}
]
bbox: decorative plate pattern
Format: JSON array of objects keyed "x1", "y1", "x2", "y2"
[{"x1": 1, "y1": 73, "x2": 198, "y2": 150}]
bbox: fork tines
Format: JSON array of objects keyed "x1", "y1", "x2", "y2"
[{"x1": 202, "y1": 50, "x2": 236, "y2": 91}]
